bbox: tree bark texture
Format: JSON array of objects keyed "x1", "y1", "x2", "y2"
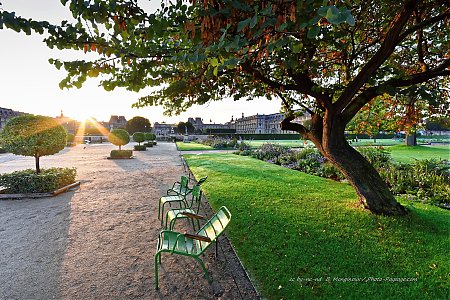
[
  {"x1": 405, "y1": 132, "x2": 417, "y2": 146},
  {"x1": 309, "y1": 115, "x2": 407, "y2": 216}
]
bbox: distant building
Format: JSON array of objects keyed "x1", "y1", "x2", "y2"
[
  {"x1": 152, "y1": 122, "x2": 175, "y2": 137},
  {"x1": 187, "y1": 117, "x2": 232, "y2": 133},
  {"x1": 54, "y1": 110, "x2": 79, "y2": 134},
  {"x1": 234, "y1": 111, "x2": 311, "y2": 134},
  {"x1": 108, "y1": 115, "x2": 127, "y2": 130}
]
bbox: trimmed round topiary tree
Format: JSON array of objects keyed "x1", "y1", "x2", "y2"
[
  {"x1": 108, "y1": 128, "x2": 130, "y2": 150},
  {"x1": 145, "y1": 132, "x2": 157, "y2": 146},
  {"x1": 1, "y1": 115, "x2": 67, "y2": 173},
  {"x1": 133, "y1": 132, "x2": 145, "y2": 146}
]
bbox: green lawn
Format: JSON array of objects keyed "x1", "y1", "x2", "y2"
[
  {"x1": 351, "y1": 139, "x2": 403, "y2": 147},
  {"x1": 185, "y1": 153, "x2": 449, "y2": 300},
  {"x1": 388, "y1": 145, "x2": 449, "y2": 163},
  {"x1": 176, "y1": 142, "x2": 214, "y2": 151}
]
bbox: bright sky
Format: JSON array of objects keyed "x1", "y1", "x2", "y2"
[{"x1": 0, "y1": 0, "x2": 281, "y2": 124}]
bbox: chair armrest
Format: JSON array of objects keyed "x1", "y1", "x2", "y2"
[
  {"x1": 180, "y1": 212, "x2": 205, "y2": 219},
  {"x1": 184, "y1": 233, "x2": 211, "y2": 243}
]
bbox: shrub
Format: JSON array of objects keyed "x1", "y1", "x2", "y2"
[
  {"x1": 134, "y1": 145, "x2": 147, "y2": 151},
  {"x1": 145, "y1": 132, "x2": 156, "y2": 141},
  {"x1": 201, "y1": 137, "x2": 238, "y2": 149},
  {"x1": 252, "y1": 143, "x2": 289, "y2": 161},
  {"x1": 0, "y1": 148, "x2": 6, "y2": 154},
  {"x1": 133, "y1": 132, "x2": 145, "y2": 146},
  {"x1": 0, "y1": 167, "x2": 77, "y2": 193},
  {"x1": 380, "y1": 159, "x2": 449, "y2": 207},
  {"x1": 357, "y1": 146, "x2": 393, "y2": 168},
  {"x1": 108, "y1": 129, "x2": 130, "y2": 150},
  {"x1": 0, "y1": 115, "x2": 67, "y2": 173},
  {"x1": 144, "y1": 142, "x2": 153, "y2": 147},
  {"x1": 110, "y1": 149, "x2": 133, "y2": 158}
]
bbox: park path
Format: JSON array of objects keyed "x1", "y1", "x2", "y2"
[{"x1": 0, "y1": 142, "x2": 257, "y2": 299}]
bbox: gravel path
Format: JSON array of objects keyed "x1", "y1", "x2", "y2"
[{"x1": 0, "y1": 142, "x2": 258, "y2": 299}]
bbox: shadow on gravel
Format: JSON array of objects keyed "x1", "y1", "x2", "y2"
[{"x1": 0, "y1": 192, "x2": 73, "y2": 299}]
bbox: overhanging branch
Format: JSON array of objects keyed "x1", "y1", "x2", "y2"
[
  {"x1": 341, "y1": 60, "x2": 450, "y2": 124},
  {"x1": 281, "y1": 115, "x2": 308, "y2": 136},
  {"x1": 334, "y1": 0, "x2": 419, "y2": 114}
]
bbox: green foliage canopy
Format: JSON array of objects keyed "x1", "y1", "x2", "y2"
[
  {"x1": 108, "y1": 128, "x2": 130, "y2": 150},
  {"x1": 176, "y1": 122, "x2": 195, "y2": 134},
  {"x1": 125, "y1": 116, "x2": 151, "y2": 134},
  {"x1": 145, "y1": 132, "x2": 156, "y2": 141},
  {"x1": 1, "y1": 115, "x2": 67, "y2": 173},
  {"x1": 132, "y1": 131, "x2": 145, "y2": 145}
]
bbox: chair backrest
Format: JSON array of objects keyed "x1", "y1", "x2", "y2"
[
  {"x1": 195, "y1": 176, "x2": 208, "y2": 186},
  {"x1": 195, "y1": 206, "x2": 231, "y2": 253},
  {"x1": 179, "y1": 176, "x2": 188, "y2": 190},
  {"x1": 188, "y1": 185, "x2": 202, "y2": 212}
]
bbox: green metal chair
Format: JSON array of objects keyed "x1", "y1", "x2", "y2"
[
  {"x1": 167, "y1": 175, "x2": 208, "y2": 197},
  {"x1": 164, "y1": 185, "x2": 203, "y2": 230},
  {"x1": 159, "y1": 176, "x2": 208, "y2": 225},
  {"x1": 158, "y1": 176, "x2": 189, "y2": 223},
  {"x1": 154, "y1": 206, "x2": 232, "y2": 289}
]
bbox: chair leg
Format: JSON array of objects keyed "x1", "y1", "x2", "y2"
[
  {"x1": 154, "y1": 252, "x2": 160, "y2": 289},
  {"x1": 169, "y1": 218, "x2": 176, "y2": 231},
  {"x1": 194, "y1": 257, "x2": 211, "y2": 283},
  {"x1": 158, "y1": 200, "x2": 161, "y2": 220}
]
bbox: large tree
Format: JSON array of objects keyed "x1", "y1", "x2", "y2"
[
  {"x1": 1, "y1": 0, "x2": 449, "y2": 215},
  {"x1": 125, "y1": 116, "x2": 151, "y2": 134}
]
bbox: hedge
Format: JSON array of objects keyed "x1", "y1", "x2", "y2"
[{"x1": 0, "y1": 167, "x2": 77, "y2": 193}]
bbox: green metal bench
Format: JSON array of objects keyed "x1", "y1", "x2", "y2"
[
  {"x1": 164, "y1": 185, "x2": 203, "y2": 230},
  {"x1": 154, "y1": 206, "x2": 232, "y2": 289}
]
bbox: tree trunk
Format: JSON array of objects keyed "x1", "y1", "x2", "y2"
[
  {"x1": 35, "y1": 155, "x2": 40, "y2": 174},
  {"x1": 405, "y1": 132, "x2": 417, "y2": 146},
  {"x1": 311, "y1": 116, "x2": 407, "y2": 216},
  {"x1": 321, "y1": 141, "x2": 406, "y2": 215}
]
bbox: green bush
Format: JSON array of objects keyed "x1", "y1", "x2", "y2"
[
  {"x1": 0, "y1": 115, "x2": 67, "y2": 173},
  {"x1": 144, "y1": 142, "x2": 154, "y2": 147},
  {"x1": 381, "y1": 159, "x2": 449, "y2": 207},
  {"x1": 201, "y1": 137, "x2": 238, "y2": 149},
  {"x1": 133, "y1": 132, "x2": 145, "y2": 145},
  {"x1": 110, "y1": 149, "x2": 133, "y2": 158},
  {"x1": 0, "y1": 148, "x2": 6, "y2": 154},
  {"x1": 134, "y1": 145, "x2": 147, "y2": 151},
  {"x1": 145, "y1": 132, "x2": 156, "y2": 141},
  {"x1": 357, "y1": 146, "x2": 393, "y2": 168},
  {"x1": 108, "y1": 129, "x2": 130, "y2": 150},
  {"x1": 0, "y1": 167, "x2": 77, "y2": 193}
]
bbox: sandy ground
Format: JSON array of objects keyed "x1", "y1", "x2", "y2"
[{"x1": 0, "y1": 142, "x2": 258, "y2": 299}]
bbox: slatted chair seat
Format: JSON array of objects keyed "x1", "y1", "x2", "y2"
[
  {"x1": 158, "y1": 194, "x2": 187, "y2": 224},
  {"x1": 164, "y1": 185, "x2": 203, "y2": 230},
  {"x1": 154, "y1": 206, "x2": 232, "y2": 289}
]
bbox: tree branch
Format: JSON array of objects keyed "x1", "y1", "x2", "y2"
[
  {"x1": 334, "y1": 0, "x2": 419, "y2": 114},
  {"x1": 399, "y1": 9, "x2": 450, "y2": 41},
  {"x1": 341, "y1": 59, "x2": 450, "y2": 124},
  {"x1": 281, "y1": 115, "x2": 308, "y2": 137}
]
